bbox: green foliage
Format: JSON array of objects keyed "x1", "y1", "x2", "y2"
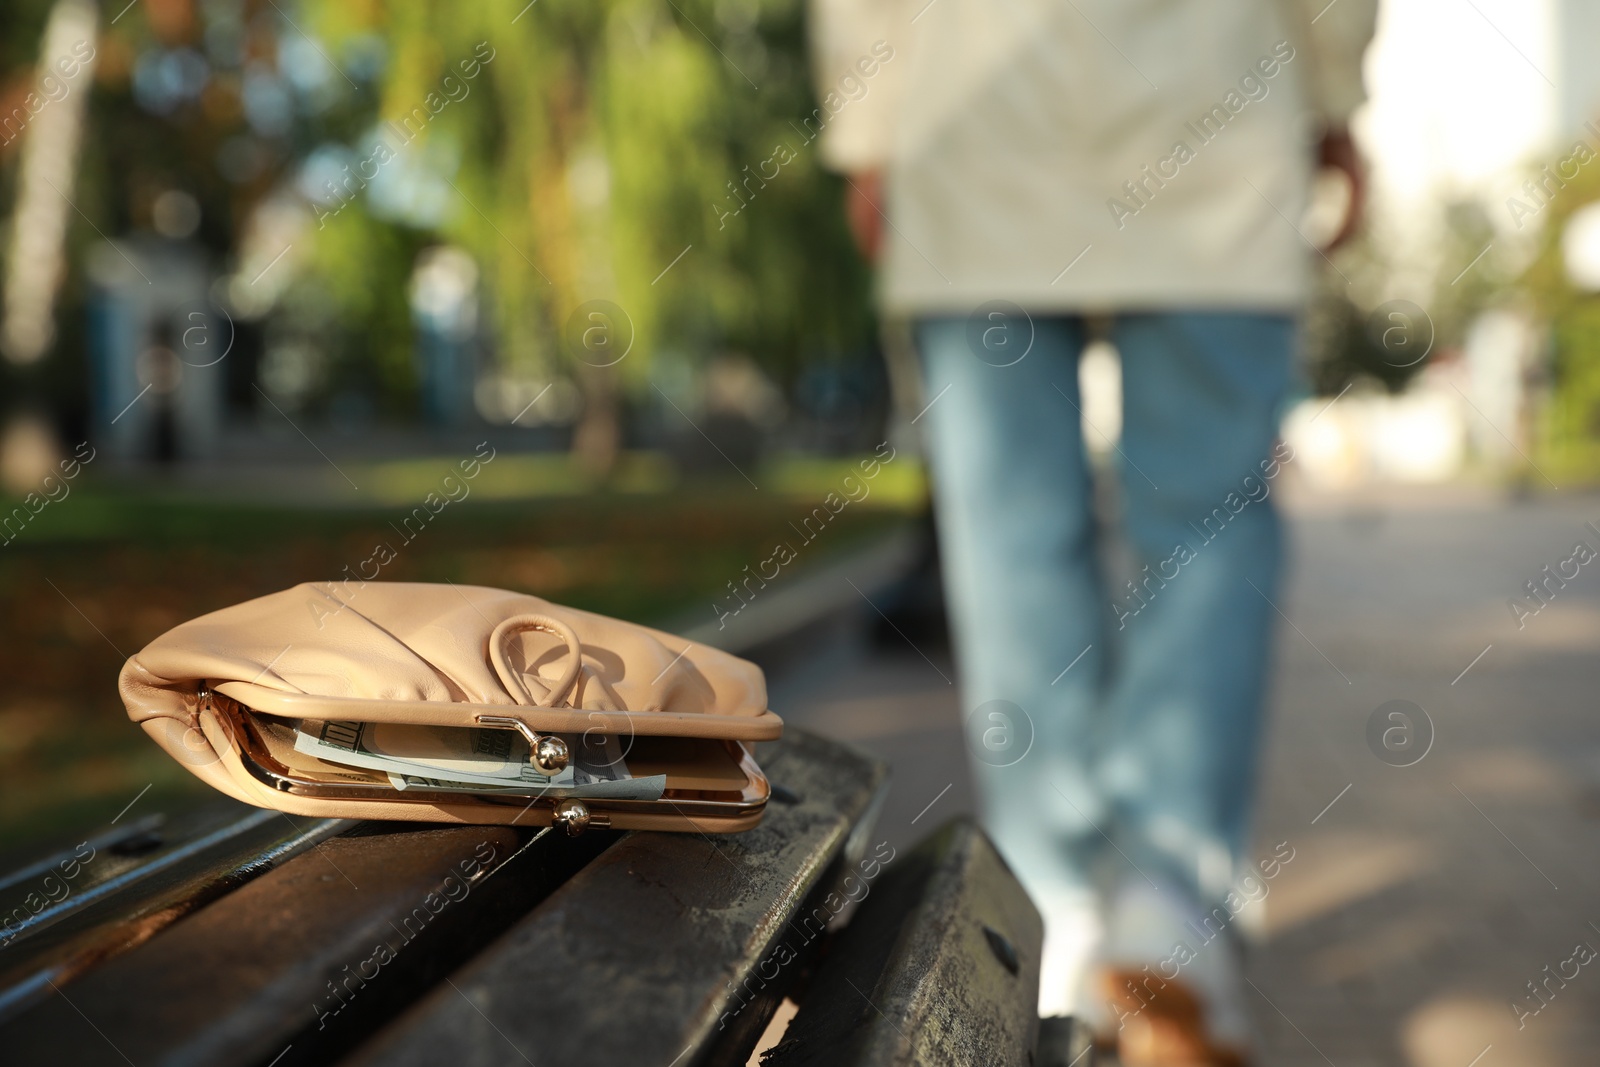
[
  {"x1": 1301, "y1": 199, "x2": 1517, "y2": 399},
  {"x1": 295, "y1": 208, "x2": 430, "y2": 410},
  {"x1": 1548, "y1": 303, "x2": 1600, "y2": 445},
  {"x1": 1520, "y1": 149, "x2": 1600, "y2": 460},
  {"x1": 300, "y1": 0, "x2": 874, "y2": 395}
]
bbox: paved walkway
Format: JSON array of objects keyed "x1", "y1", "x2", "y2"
[{"x1": 772, "y1": 483, "x2": 1600, "y2": 1067}]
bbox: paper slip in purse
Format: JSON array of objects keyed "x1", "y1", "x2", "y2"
[{"x1": 119, "y1": 582, "x2": 782, "y2": 835}]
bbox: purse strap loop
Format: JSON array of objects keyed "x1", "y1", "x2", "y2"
[{"x1": 489, "y1": 613, "x2": 584, "y2": 708}]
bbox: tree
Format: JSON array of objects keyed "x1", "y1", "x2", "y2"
[{"x1": 299, "y1": 0, "x2": 875, "y2": 469}]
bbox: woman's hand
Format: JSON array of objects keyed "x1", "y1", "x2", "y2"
[
  {"x1": 1318, "y1": 126, "x2": 1366, "y2": 251},
  {"x1": 844, "y1": 169, "x2": 886, "y2": 263}
]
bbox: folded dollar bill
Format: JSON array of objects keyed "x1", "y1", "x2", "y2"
[
  {"x1": 293, "y1": 720, "x2": 665, "y2": 800},
  {"x1": 385, "y1": 771, "x2": 667, "y2": 801}
]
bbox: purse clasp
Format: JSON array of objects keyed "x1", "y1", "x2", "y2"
[{"x1": 474, "y1": 714, "x2": 571, "y2": 774}]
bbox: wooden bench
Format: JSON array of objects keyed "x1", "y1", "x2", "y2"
[{"x1": 0, "y1": 729, "x2": 1092, "y2": 1067}]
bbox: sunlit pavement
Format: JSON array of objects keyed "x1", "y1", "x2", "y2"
[{"x1": 772, "y1": 482, "x2": 1600, "y2": 1067}]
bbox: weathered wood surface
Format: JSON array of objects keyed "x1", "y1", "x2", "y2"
[
  {"x1": 345, "y1": 729, "x2": 889, "y2": 1067},
  {"x1": 0, "y1": 741, "x2": 1065, "y2": 1067},
  {"x1": 0, "y1": 804, "x2": 347, "y2": 1024},
  {"x1": 762, "y1": 818, "x2": 1044, "y2": 1067},
  {"x1": 0, "y1": 817, "x2": 609, "y2": 1066}
]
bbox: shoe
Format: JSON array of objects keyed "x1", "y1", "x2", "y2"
[
  {"x1": 1094, "y1": 873, "x2": 1260, "y2": 1058},
  {"x1": 1099, "y1": 967, "x2": 1251, "y2": 1067}
]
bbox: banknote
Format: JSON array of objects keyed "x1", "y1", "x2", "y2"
[
  {"x1": 385, "y1": 771, "x2": 666, "y2": 800},
  {"x1": 294, "y1": 720, "x2": 571, "y2": 787},
  {"x1": 293, "y1": 720, "x2": 664, "y2": 800}
]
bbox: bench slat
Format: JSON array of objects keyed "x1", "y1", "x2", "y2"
[
  {"x1": 0, "y1": 804, "x2": 346, "y2": 1024},
  {"x1": 0, "y1": 820, "x2": 610, "y2": 1066},
  {"x1": 762, "y1": 818, "x2": 1043, "y2": 1067},
  {"x1": 344, "y1": 730, "x2": 889, "y2": 1067}
]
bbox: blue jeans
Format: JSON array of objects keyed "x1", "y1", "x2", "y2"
[{"x1": 915, "y1": 312, "x2": 1293, "y2": 915}]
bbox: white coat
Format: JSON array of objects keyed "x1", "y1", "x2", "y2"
[{"x1": 807, "y1": 0, "x2": 1378, "y2": 313}]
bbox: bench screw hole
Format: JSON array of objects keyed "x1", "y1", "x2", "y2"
[
  {"x1": 983, "y1": 924, "x2": 1019, "y2": 976},
  {"x1": 108, "y1": 830, "x2": 164, "y2": 857}
]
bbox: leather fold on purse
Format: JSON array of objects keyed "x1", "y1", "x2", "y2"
[{"x1": 118, "y1": 582, "x2": 781, "y2": 833}]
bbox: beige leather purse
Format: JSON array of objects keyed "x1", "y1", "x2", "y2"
[{"x1": 119, "y1": 582, "x2": 781, "y2": 834}]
